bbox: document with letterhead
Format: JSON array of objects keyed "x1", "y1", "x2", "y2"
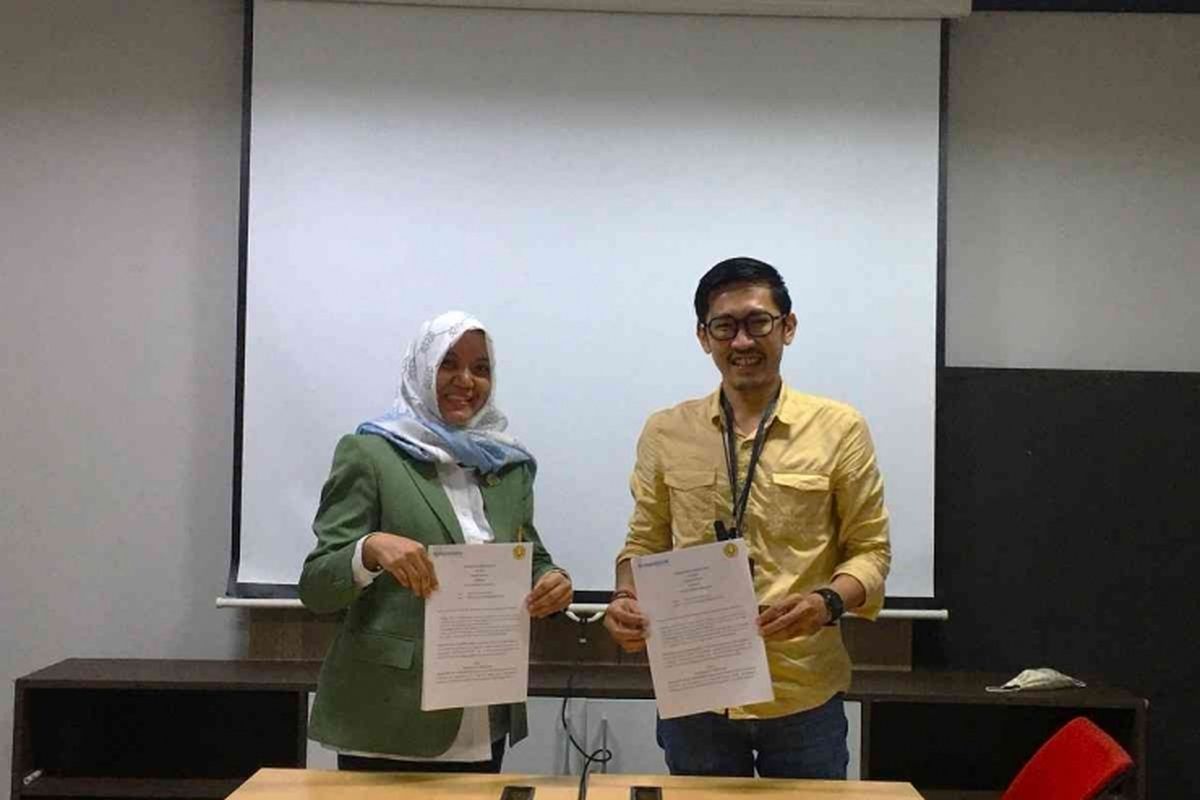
[
  {"x1": 633, "y1": 539, "x2": 774, "y2": 719},
  {"x1": 421, "y1": 542, "x2": 532, "y2": 711}
]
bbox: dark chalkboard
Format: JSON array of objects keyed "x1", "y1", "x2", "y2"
[{"x1": 923, "y1": 366, "x2": 1200, "y2": 798}]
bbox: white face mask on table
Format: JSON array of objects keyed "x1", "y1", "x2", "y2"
[{"x1": 985, "y1": 668, "x2": 1087, "y2": 693}]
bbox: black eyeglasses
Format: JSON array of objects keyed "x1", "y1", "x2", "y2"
[{"x1": 702, "y1": 312, "x2": 784, "y2": 341}]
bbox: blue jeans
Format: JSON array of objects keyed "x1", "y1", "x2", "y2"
[{"x1": 656, "y1": 694, "x2": 849, "y2": 779}]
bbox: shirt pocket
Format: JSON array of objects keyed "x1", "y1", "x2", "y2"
[
  {"x1": 770, "y1": 472, "x2": 833, "y2": 536},
  {"x1": 663, "y1": 468, "x2": 719, "y2": 540}
]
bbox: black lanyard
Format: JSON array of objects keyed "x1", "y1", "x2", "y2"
[{"x1": 718, "y1": 387, "x2": 779, "y2": 539}]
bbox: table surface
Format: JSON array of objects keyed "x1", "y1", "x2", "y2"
[{"x1": 228, "y1": 768, "x2": 923, "y2": 800}]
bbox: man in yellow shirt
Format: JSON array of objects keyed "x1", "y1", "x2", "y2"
[{"x1": 604, "y1": 257, "x2": 891, "y2": 778}]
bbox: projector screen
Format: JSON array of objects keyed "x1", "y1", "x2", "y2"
[{"x1": 235, "y1": 0, "x2": 939, "y2": 599}]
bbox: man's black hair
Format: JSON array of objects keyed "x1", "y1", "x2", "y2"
[{"x1": 693, "y1": 257, "x2": 792, "y2": 323}]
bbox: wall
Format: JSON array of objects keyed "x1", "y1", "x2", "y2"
[
  {"x1": 0, "y1": 2, "x2": 247, "y2": 797},
  {"x1": 3, "y1": 4, "x2": 1198, "y2": 799},
  {"x1": 924, "y1": 11, "x2": 1200, "y2": 799},
  {"x1": 945, "y1": 12, "x2": 1200, "y2": 372}
]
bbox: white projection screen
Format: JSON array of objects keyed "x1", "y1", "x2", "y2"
[{"x1": 236, "y1": 0, "x2": 939, "y2": 599}]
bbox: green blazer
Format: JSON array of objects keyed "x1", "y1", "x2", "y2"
[{"x1": 299, "y1": 433, "x2": 560, "y2": 758}]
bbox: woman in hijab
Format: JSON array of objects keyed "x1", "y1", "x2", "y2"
[{"x1": 300, "y1": 310, "x2": 572, "y2": 772}]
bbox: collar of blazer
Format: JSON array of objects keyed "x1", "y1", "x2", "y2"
[{"x1": 405, "y1": 460, "x2": 517, "y2": 546}]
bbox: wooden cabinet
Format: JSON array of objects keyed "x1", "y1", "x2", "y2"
[
  {"x1": 531, "y1": 665, "x2": 1147, "y2": 799},
  {"x1": 12, "y1": 661, "x2": 1145, "y2": 800},
  {"x1": 852, "y1": 671, "x2": 1146, "y2": 800},
  {"x1": 11, "y1": 660, "x2": 314, "y2": 800}
]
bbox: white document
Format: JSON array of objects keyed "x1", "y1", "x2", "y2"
[
  {"x1": 633, "y1": 539, "x2": 774, "y2": 719},
  {"x1": 421, "y1": 542, "x2": 532, "y2": 711}
]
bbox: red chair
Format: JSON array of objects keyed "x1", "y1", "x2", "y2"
[{"x1": 1002, "y1": 716, "x2": 1134, "y2": 800}]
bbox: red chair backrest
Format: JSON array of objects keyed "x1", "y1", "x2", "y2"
[{"x1": 1002, "y1": 716, "x2": 1134, "y2": 800}]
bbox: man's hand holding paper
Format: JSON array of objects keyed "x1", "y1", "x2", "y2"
[{"x1": 632, "y1": 539, "x2": 774, "y2": 719}]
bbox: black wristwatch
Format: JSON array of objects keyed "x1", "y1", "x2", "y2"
[{"x1": 812, "y1": 588, "x2": 845, "y2": 626}]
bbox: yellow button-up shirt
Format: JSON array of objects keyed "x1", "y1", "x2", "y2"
[{"x1": 617, "y1": 383, "x2": 891, "y2": 718}]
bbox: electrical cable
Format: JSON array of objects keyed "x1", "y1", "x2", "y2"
[{"x1": 562, "y1": 628, "x2": 612, "y2": 800}]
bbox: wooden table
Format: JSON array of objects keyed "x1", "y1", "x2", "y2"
[
  {"x1": 589, "y1": 774, "x2": 921, "y2": 799},
  {"x1": 227, "y1": 768, "x2": 923, "y2": 800}
]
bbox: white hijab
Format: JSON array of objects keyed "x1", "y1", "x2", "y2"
[{"x1": 357, "y1": 311, "x2": 534, "y2": 473}]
